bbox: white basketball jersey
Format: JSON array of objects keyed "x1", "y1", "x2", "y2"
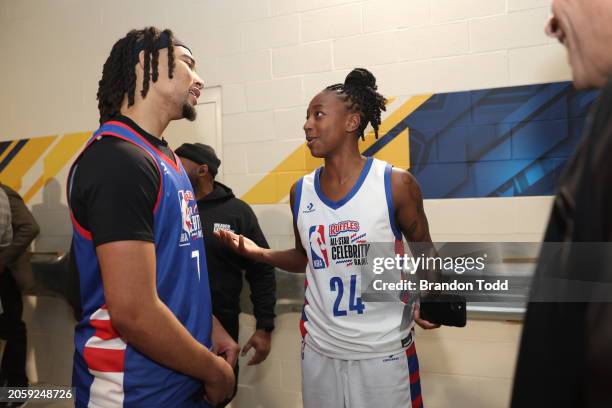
[{"x1": 295, "y1": 157, "x2": 414, "y2": 360}]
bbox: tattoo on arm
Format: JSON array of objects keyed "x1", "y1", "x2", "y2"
[
  {"x1": 404, "y1": 175, "x2": 430, "y2": 242},
  {"x1": 406, "y1": 220, "x2": 417, "y2": 238}
]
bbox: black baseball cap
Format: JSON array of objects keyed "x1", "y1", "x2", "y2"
[{"x1": 176, "y1": 143, "x2": 221, "y2": 176}]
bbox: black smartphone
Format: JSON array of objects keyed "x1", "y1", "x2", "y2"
[{"x1": 419, "y1": 294, "x2": 467, "y2": 327}]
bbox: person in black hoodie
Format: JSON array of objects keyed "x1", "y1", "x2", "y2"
[{"x1": 176, "y1": 142, "x2": 276, "y2": 406}]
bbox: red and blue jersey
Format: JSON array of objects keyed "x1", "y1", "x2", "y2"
[{"x1": 68, "y1": 121, "x2": 212, "y2": 407}]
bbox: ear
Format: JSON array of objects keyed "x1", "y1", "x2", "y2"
[
  {"x1": 198, "y1": 164, "x2": 209, "y2": 176},
  {"x1": 137, "y1": 50, "x2": 146, "y2": 72},
  {"x1": 345, "y1": 112, "x2": 361, "y2": 134}
]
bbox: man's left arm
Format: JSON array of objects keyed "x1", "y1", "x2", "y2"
[
  {"x1": 242, "y1": 205, "x2": 276, "y2": 365},
  {"x1": 0, "y1": 186, "x2": 40, "y2": 272}
]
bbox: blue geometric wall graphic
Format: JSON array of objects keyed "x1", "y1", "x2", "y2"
[{"x1": 408, "y1": 81, "x2": 598, "y2": 199}]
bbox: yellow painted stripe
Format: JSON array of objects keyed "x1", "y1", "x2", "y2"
[
  {"x1": 374, "y1": 129, "x2": 409, "y2": 169},
  {"x1": 0, "y1": 140, "x2": 18, "y2": 165},
  {"x1": 24, "y1": 177, "x2": 45, "y2": 204},
  {"x1": 407, "y1": 126, "x2": 411, "y2": 170},
  {"x1": 23, "y1": 131, "x2": 90, "y2": 203},
  {"x1": 242, "y1": 94, "x2": 432, "y2": 204},
  {"x1": 357, "y1": 95, "x2": 430, "y2": 154},
  {"x1": 0, "y1": 136, "x2": 56, "y2": 191}
]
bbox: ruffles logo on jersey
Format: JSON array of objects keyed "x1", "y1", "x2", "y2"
[
  {"x1": 328, "y1": 220, "x2": 370, "y2": 267},
  {"x1": 329, "y1": 220, "x2": 360, "y2": 237},
  {"x1": 309, "y1": 225, "x2": 329, "y2": 269},
  {"x1": 178, "y1": 189, "x2": 203, "y2": 246}
]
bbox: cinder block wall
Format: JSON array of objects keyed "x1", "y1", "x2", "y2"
[{"x1": 0, "y1": 1, "x2": 566, "y2": 407}]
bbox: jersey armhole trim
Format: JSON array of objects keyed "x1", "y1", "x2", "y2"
[
  {"x1": 69, "y1": 210, "x2": 92, "y2": 241},
  {"x1": 66, "y1": 134, "x2": 100, "y2": 241},
  {"x1": 293, "y1": 177, "x2": 304, "y2": 224},
  {"x1": 105, "y1": 120, "x2": 180, "y2": 174},
  {"x1": 384, "y1": 164, "x2": 402, "y2": 241}
]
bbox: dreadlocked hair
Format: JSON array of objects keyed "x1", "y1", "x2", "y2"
[
  {"x1": 326, "y1": 68, "x2": 387, "y2": 140},
  {"x1": 97, "y1": 27, "x2": 176, "y2": 125}
]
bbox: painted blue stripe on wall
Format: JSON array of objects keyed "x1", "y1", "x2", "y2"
[
  {"x1": 0, "y1": 139, "x2": 28, "y2": 173},
  {"x1": 407, "y1": 81, "x2": 597, "y2": 199}
]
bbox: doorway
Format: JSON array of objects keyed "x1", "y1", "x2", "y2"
[{"x1": 163, "y1": 86, "x2": 224, "y2": 180}]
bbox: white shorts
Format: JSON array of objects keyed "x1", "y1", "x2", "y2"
[{"x1": 301, "y1": 336, "x2": 423, "y2": 408}]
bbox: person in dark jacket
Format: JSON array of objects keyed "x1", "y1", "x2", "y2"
[
  {"x1": 0, "y1": 183, "x2": 40, "y2": 393},
  {"x1": 0, "y1": 188, "x2": 11, "y2": 248},
  {"x1": 511, "y1": 1, "x2": 612, "y2": 407},
  {"x1": 176, "y1": 143, "x2": 276, "y2": 406}
]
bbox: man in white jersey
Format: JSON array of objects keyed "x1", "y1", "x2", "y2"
[{"x1": 217, "y1": 68, "x2": 438, "y2": 408}]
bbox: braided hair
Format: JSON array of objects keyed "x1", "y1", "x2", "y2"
[
  {"x1": 97, "y1": 27, "x2": 177, "y2": 125},
  {"x1": 326, "y1": 68, "x2": 387, "y2": 140}
]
